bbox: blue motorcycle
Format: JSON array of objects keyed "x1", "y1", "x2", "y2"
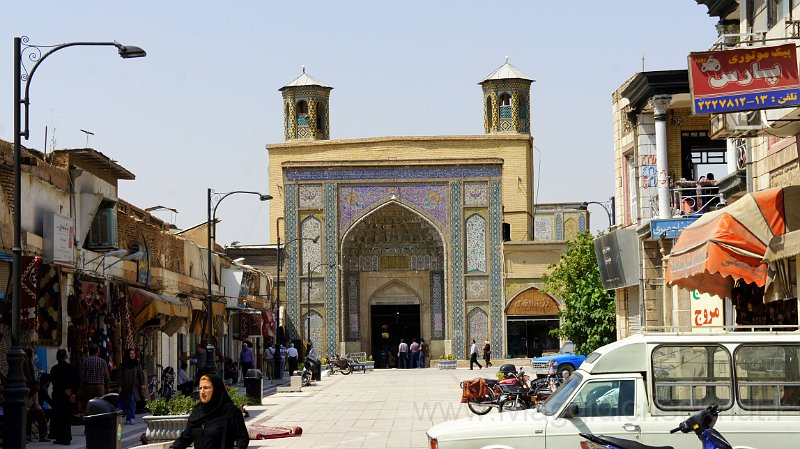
[{"x1": 579, "y1": 405, "x2": 734, "y2": 449}]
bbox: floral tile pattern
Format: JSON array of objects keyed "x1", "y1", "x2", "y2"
[
  {"x1": 300, "y1": 216, "x2": 322, "y2": 274},
  {"x1": 489, "y1": 180, "x2": 503, "y2": 358},
  {"x1": 324, "y1": 183, "x2": 338, "y2": 356},
  {"x1": 301, "y1": 310, "x2": 323, "y2": 353},
  {"x1": 300, "y1": 278, "x2": 324, "y2": 303},
  {"x1": 467, "y1": 307, "x2": 488, "y2": 348},
  {"x1": 465, "y1": 213, "x2": 487, "y2": 273},
  {"x1": 464, "y1": 182, "x2": 488, "y2": 207},
  {"x1": 298, "y1": 184, "x2": 323, "y2": 210},
  {"x1": 347, "y1": 274, "x2": 360, "y2": 340},
  {"x1": 339, "y1": 184, "x2": 448, "y2": 231},
  {"x1": 466, "y1": 277, "x2": 488, "y2": 300},
  {"x1": 431, "y1": 272, "x2": 444, "y2": 339},
  {"x1": 284, "y1": 184, "x2": 299, "y2": 340},
  {"x1": 450, "y1": 181, "x2": 465, "y2": 356}
]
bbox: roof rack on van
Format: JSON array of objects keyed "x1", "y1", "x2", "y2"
[{"x1": 638, "y1": 324, "x2": 799, "y2": 335}]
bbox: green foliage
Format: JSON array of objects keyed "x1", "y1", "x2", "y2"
[
  {"x1": 541, "y1": 231, "x2": 616, "y2": 354},
  {"x1": 227, "y1": 386, "x2": 252, "y2": 407},
  {"x1": 443, "y1": 354, "x2": 456, "y2": 360},
  {"x1": 297, "y1": 363, "x2": 305, "y2": 371},
  {"x1": 367, "y1": 355, "x2": 373, "y2": 361},
  {"x1": 320, "y1": 357, "x2": 327, "y2": 365},
  {"x1": 146, "y1": 394, "x2": 198, "y2": 416}
]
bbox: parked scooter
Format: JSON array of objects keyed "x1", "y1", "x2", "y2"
[
  {"x1": 328, "y1": 354, "x2": 353, "y2": 375},
  {"x1": 579, "y1": 405, "x2": 734, "y2": 449},
  {"x1": 301, "y1": 346, "x2": 320, "y2": 386}
]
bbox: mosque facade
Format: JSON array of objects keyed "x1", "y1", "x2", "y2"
[{"x1": 267, "y1": 61, "x2": 585, "y2": 360}]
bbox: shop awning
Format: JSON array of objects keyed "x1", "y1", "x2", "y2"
[
  {"x1": 666, "y1": 186, "x2": 800, "y2": 299},
  {"x1": 128, "y1": 287, "x2": 191, "y2": 329},
  {"x1": 188, "y1": 300, "x2": 228, "y2": 335}
]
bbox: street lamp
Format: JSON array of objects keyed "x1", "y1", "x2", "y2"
[
  {"x1": 7, "y1": 36, "x2": 145, "y2": 449},
  {"x1": 272, "y1": 221, "x2": 318, "y2": 380},
  {"x1": 579, "y1": 197, "x2": 615, "y2": 229},
  {"x1": 305, "y1": 262, "x2": 335, "y2": 349},
  {"x1": 205, "y1": 189, "x2": 272, "y2": 375}
]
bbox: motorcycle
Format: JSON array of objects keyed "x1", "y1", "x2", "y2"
[
  {"x1": 579, "y1": 405, "x2": 735, "y2": 449},
  {"x1": 463, "y1": 369, "x2": 536, "y2": 415},
  {"x1": 301, "y1": 347, "x2": 320, "y2": 387},
  {"x1": 328, "y1": 354, "x2": 353, "y2": 375}
]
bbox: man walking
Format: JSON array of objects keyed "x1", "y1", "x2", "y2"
[
  {"x1": 287, "y1": 342, "x2": 299, "y2": 374},
  {"x1": 239, "y1": 341, "x2": 255, "y2": 381},
  {"x1": 469, "y1": 339, "x2": 482, "y2": 370},
  {"x1": 409, "y1": 339, "x2": 420, "y2": 368},
  {"x1": 49, "y1": 349, "x2": 78, "y2": 445},
  {"x1": 80, "y1": 343, "x2": 110, "y2": 411},
  {"x1": 397, "y1": 339, "x2": 409, "y2": 369}
]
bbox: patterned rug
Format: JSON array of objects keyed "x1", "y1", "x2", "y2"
[{"x1": 247, "y1": 425, "x2": 303, "y2": 440}]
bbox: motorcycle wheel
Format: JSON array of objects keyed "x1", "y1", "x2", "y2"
[
  {"x1": 302, "y1": 372, "x2": 312, "y2": 387},
  {"x1": 467, "y1": 389, "x2": 497, "y2": 415},
  {"x1": 342, "y1": 364, "x2": 353, "y2": 375},
  {"x1": 499, "y1": 396, "x2": 527, "y2": 412}
]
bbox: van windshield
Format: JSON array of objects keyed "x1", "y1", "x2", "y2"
[{"x1": 540, "y1": 372, "x2": 582, "y2": 416}]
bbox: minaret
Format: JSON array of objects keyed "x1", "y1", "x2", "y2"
[
  {"x1": 479, "y1": 57, "x2": 534, "y2": 134},
  {"x1": 279, "y1": 66, "x2": 333, "y2": 141}
]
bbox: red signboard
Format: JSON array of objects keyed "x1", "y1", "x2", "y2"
[{"x1": 688, "y1": 44, "x2": 800, "y2": 114}]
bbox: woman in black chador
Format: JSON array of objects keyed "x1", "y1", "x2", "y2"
[{"x1": 169, "y1": 374, "x2": 249, "y2": 449}]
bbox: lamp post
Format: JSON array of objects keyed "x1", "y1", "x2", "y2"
[
  {"x1": 7, "y1": 36, "x2": 145, "y2": 449},
  {"x1": 205, "y1": 189, "x2": 272, "y2": 375},
  {"x1": 579, "y1": 197, "x2": 615, "y2": 229},
  {"x1": 272, "y1": 222, "x2": 318, "y2": 381},
  {"x1": 305, "y1": 262, "x2": 334, "y2": 348}
]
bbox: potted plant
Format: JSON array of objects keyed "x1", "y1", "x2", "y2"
[
  {"x1": 364, "y1": 355, "x2": 375, "y2": 371},
  {"x1": 143, "y1": 394, "x2": 197, "y2": 442},
  {"x1": 438, "y1": 354, "x2": 457, "y2": 370},
  {"x1": 319, "y1": 357, "x2": 330, "y2": 374}
]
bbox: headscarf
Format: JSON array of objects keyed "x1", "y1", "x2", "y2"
[
  {"x1": 122, "y1": 348, "x2": 139, "y2": 369},
  {"x1": 188, "y1": 374, "x2": 233, "y2": 425}
]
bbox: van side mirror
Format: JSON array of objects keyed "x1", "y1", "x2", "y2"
[{"x1": 562, "y1": 403, "x2": 580, "y2": 418}]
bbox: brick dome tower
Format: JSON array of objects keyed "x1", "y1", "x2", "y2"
[
  {"x1": 280, "y1": 66, "x2": 333, "y2": 141},
  {"x1": 480, "y1": 58, "x2": 534, "y2": 134}
]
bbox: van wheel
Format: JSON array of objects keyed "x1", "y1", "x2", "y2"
[{"x1": 557, "y1": 364, "x2": 574, "y2": 378}]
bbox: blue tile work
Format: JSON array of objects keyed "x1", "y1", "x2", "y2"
[
  {"x1": 339, "y1": 184, "x2": 448, "y2": 231},
  {"x1": 489, "y1": 180, "x2": 503, "y2": 359},
  {"x1": 347, "y1": 274, "x2": 360, "y2": 340},
  {"x1": 301, "y1": 311, "x2": 323, "y2": 354},
  {"x1": 467, "y1": 307, "x2": 488, "y2": 348},
  {"x1": 555, "y1": 213, "x2": 563, "y2": 240},
  {"x1": 579, "y1": 213, "x2": 586, "y2": 232},
  {"x1": 324, "y1": 183, "x2": 338, "y2": 356},
  {"x1": 430, "y1": 272, "x2": 444, "y2": 339},
  {"x1": 465, "y1": 213, "x2": 487, "y2": 273},
  {"x1": 450, "y1": 181, "x2": 465, "y2": 357},
  {"x1": 286, "y1": 165, "x2": 501, "y2": 182},
  {"x1": 284, "y1": 184, "x2": 299, "y2": 340}
]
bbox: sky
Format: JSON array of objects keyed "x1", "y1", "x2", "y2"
[{"x1": 1, "y1": 1, "x2": 719, "y2": 246}]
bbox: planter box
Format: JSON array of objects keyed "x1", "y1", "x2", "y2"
[
  {"x1": 143, "y1": 414, "x2": 190, "y2": 442},
  {"x1": 438, "y1": 360, "x2": 457, "y2": 370}
]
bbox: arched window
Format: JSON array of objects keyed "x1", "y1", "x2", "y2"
[
  {"x1": 285, "y1": 103, "x2": 290, "y2": 129},
  {"x1": 486, "y1": 96, "x2": 493, "y2": 130},
  {"x1": 316, "y1": 102, "x2": 326, "y2": 133},
  {"x1": 518, "y1": 95, "x2": 528, "y2": 119},
  {"x1": 296, "y1": 100, "x2": 309, "y2": 126},
  {"x1": 499, "y1": 93, "x2": 512, "y2": 119}
]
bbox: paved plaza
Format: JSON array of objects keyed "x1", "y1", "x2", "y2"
[
  {"x1": 246, "y1": 366, "x2": 506, "y2": 449},
  {"x1": 22, "y1": 364, "x2": 524, "y2": 449}
]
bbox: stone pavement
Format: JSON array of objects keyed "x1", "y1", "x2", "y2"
[
  {"x1": 23, "y1": 361, "x2": 530, "y2": 448},
  {"x1": 245, "y1": 365, "x2": 517, "y2": 449}
]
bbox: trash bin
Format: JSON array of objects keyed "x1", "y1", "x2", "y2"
[
  {"x1": 84, "y1": 393, "x2": 122, "y2": 449},
  {"x1": 244, "y1": 369, "x2": 264, "y2": 404}
]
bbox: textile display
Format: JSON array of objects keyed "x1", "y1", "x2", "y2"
[
  {"x1": 37, "y1": 264, "x2": 61, "y2": 346},
  {"x1": 21, "y1": 255, "x2": 43, "y2": 331},
  {"x1": 247, "y1": 425, "x2": 302, "y2": 440}
]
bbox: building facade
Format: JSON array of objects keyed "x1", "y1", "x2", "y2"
[{"x1": 267, "y1": 61, "x2": 588, "y2": 361}]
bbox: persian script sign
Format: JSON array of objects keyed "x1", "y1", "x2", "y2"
[{"x1": 506, "y1": 288, "x2": 560, "y2": 316}]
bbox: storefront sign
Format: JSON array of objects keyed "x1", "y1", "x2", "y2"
[
  {"x1": 651, "y1": 217, "x2": 698, "y2": 240},
  {"x1": 688, "y1": 44, "x2": 800, "y2": 114},
  {"x1": 691, "y1": 289, "x2": 724, "y2": 332}
]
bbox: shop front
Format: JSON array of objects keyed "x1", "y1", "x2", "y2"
[{"x1": 505, "y1": 287, "x2": 561, "y2": 357}]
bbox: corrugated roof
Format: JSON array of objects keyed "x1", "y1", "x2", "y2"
[
  {"x1": 480, "y1": 57, "x2": 534, "y2": 83},
  {"x1": 279, "y1": 66, "x2": 332, "y2": 91}
]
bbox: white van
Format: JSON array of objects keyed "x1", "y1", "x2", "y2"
[{"x1": 427, "y1": 331, "x2": 800, "y2": 449}]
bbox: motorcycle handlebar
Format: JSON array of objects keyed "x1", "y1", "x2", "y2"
[{"x1": 669, "y1": 426, "x2": 681, "y2": 434}]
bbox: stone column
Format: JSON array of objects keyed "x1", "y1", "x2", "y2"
[{"x1": 651, "y1": 95, "x2": 672, "y2": 219}]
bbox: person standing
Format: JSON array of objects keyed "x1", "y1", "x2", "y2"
[
  {"x1": 80, "y1": 343, "x2": 110, "y2": 411},
  {"x1": 483, "y1": 340, "x2": 492, "y2": 368},
  {"x1": 239, "y1": 342, "x2": 255, "y2": 381},
  {"x1": 49, "y1": 348, "x2": 79, "y2": 445},
  {"x1": 264, "y1": 344, "x2": 276, "y2": 380},
  {"x1": 120, "y1": 348, "x2": 146, "y2": 425},
  {"x1": 409, "y1": 339, "x2": 420, "y2": 368},
  {"x1": 176, "y1": 362, "x2": 193, "y2": 396},
  {"x1": 280, "y1": 342, "x2": 288, "y2": 374},
  {"x1": 419, "y1": 338, "x2": 428, "y2": 368},
  {"x1": 469, "y1": 339, "x2": 482, "y2": 370},
  {"x1": 287, "y1": 343, "x2": 299, "y2": 375},
  {"x1": 168, "y1": 374, "x2": 249, "y2": 449},
  {"x1": 397, "y1": 339, "x2": 409, "y2": 369}
]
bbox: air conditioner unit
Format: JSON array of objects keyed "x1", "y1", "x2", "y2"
[
  {"x1": 709, "y1": 111, "x2": 765, "y2": 139},
  {"x1": 87, "y1": 207, "x2": 118, "y2": 249}
]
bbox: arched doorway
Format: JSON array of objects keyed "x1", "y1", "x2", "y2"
[
  {"x1": 505, "y1": 287, "x2": 561, "y2": 357},
  {"x1": 340, "y1": 202, "x2": 445, "y2": 359}
]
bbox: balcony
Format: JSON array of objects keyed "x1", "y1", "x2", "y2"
[{"x1": 649, "y1": 181, "x2": 723, "y2": 240}]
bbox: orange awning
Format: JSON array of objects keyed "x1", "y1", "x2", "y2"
[
  {"x1": 666, "y1": 186, "x2": 800, "y2": 299},
  {"x1": 128, "y1": 287, "x2": 191, "y2": 329}
]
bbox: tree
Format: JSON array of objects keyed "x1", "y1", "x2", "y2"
[{"x1": 541, "y1": 231, "x2": 616, "y2": 354}]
